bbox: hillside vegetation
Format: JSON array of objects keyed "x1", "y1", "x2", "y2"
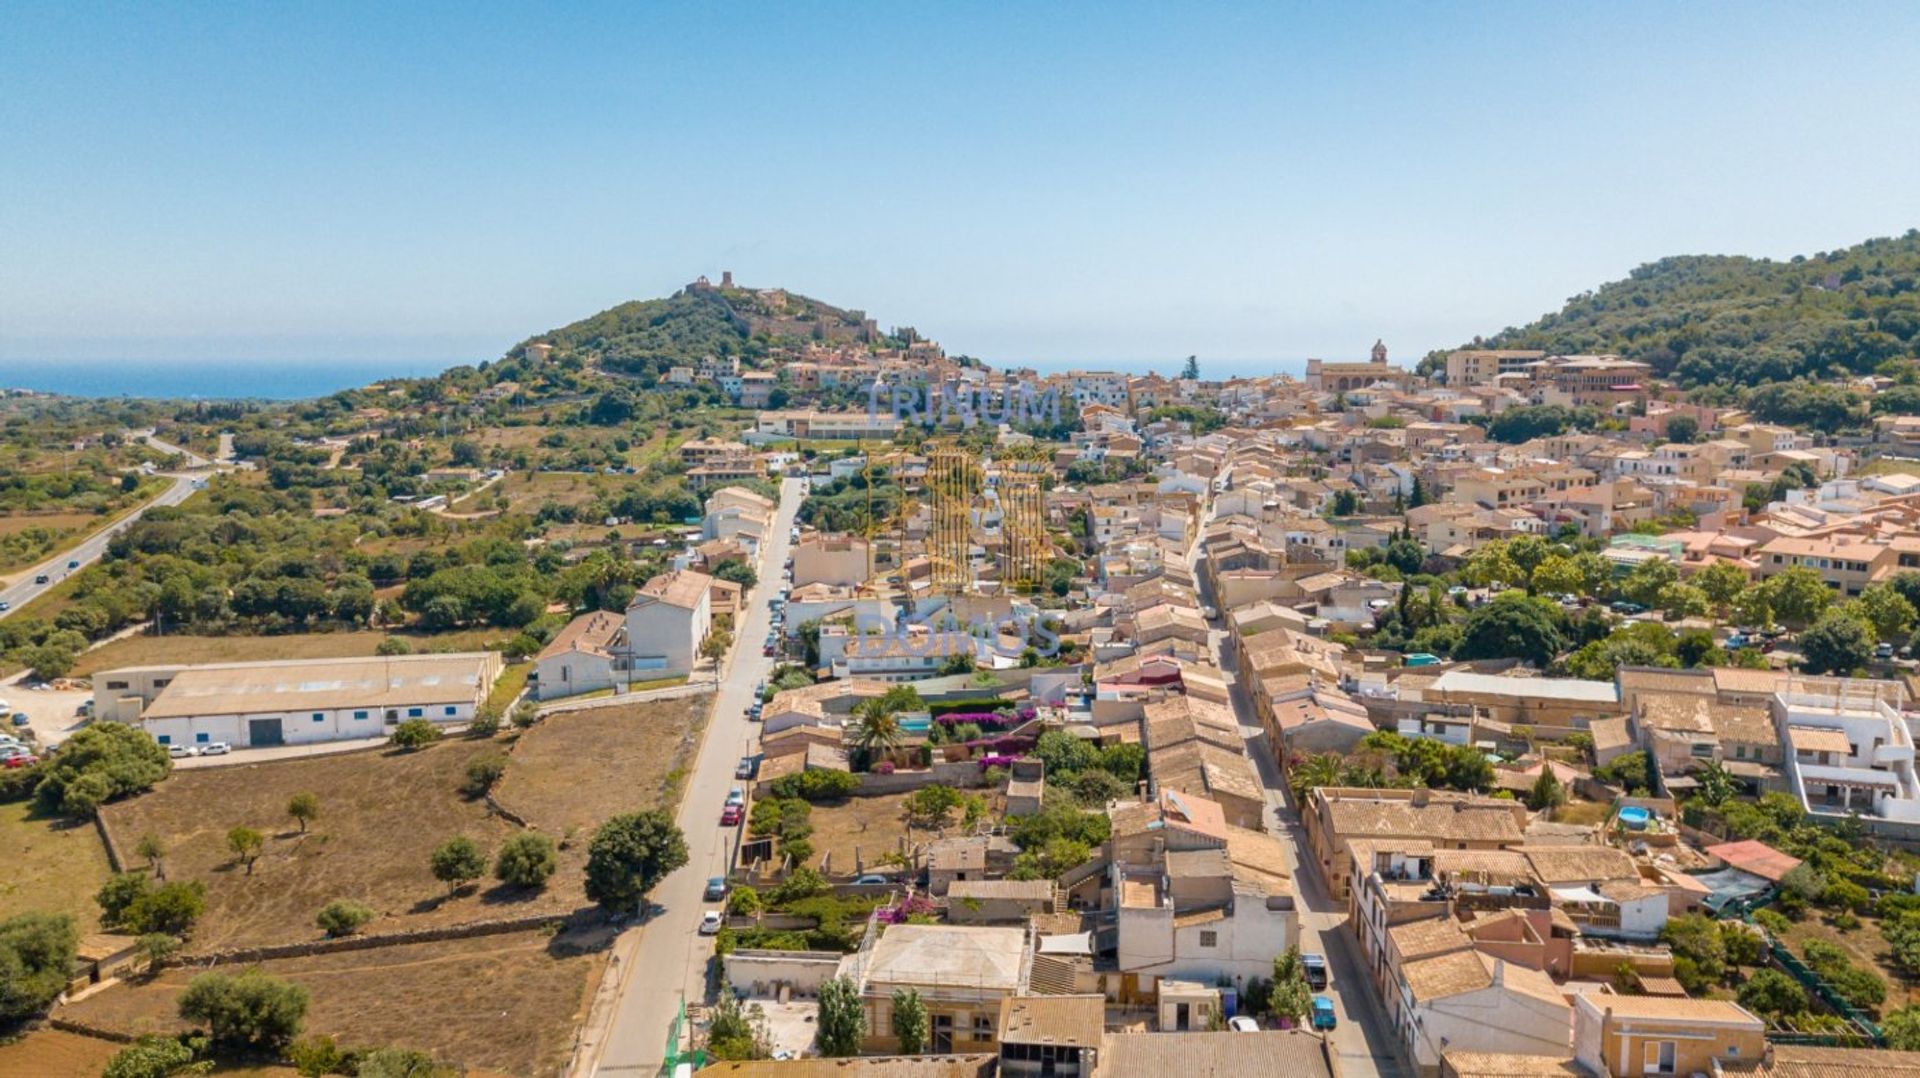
[
  {"x1": 1431, "y1": 230, "x2": 1920, "y2": 393},
  {"x1": 506, "y1": 283, "x2": 876, "y2": 380}
]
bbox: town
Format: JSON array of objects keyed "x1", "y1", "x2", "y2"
[{"x1": 7, "y1": 243, "x2": 1920, "y2": 1078}]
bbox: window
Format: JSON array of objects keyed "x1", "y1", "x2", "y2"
[
  {"x1": 973, "y1": 1015, "x2": 993, "y2": 1038},
  {"x1": 1645, "y1": 1041, "x2": 1677, "y2": 1074},
  {"x1": 1690, "y1": 743, "x2": 1713, "y2": 758},
  {"x1": 195, "y1": 732, "x2": 210, "y2": 743},
  {"x1": 445, "y1": 705, "x2": 458, "y2": 716},
  {"x1": 353, "y1": 710, "x2": 369, "y2": 720},
  {"x1": 156, "y1": 735, "x2": 171, "y2": 745},
  {"x1": 1199, "y1": 930, "x2": 1219, "y2": 948},
  {"x1": 313, "y1": 713, "x2": 325, "y2": 723},
  {"x1": 106, "y1": 680, "x2": 129, "y2": 690},
  {"x1": 407, "y1": 708, "x2": 424, "y2": 718}
]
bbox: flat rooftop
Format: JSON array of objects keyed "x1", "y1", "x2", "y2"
[{"x1": 126, "y1": 652, "x2": 496, "y2": 720}]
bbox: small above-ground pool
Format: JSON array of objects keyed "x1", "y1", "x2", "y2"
[
  {"x1": 898, "y1": 716, "x2": 932, "y2": 735},
  {"x1": 1618, "y1": 806, "x2": 1652, "y2": 830}
]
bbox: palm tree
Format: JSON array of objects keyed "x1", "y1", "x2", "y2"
[
  {"x1": 1288, "y1": 753, "x2": 1345, "y2": 801},
  {"x1": 850, "y1": 699, "x2": 905, "y2": 759}
]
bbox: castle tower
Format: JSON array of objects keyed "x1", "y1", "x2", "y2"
[
  {"x1": 721, "y1": 271, "x2": 734, "y2": 289},
  {"x1": 1372, "y1": 339, "x2": 1388, "y2": 364}
]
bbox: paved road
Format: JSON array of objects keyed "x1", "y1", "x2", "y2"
[
  {"x1": 1190, "y1": 498, "x2": 1408, "y2": 1078},
  {"x1": 591, "y1": 476, "x2": 803, "y2": 1076},
  {"x1": 0, "y1": 473, "x2": 201, "y2": 620},
  {"x1": 132, "y1": 428, "x2": 211, "y2": 469}
]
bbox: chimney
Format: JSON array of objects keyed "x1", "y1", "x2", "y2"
[{"x1": 1492, "y1": 957, "x2": 1505, "y2": 987}]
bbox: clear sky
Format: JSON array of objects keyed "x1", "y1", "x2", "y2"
[{"x1": 5, "y1": 2, "x2": 1920, "y2": 372}]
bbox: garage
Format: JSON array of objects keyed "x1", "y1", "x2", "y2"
[{"x1": 247, "y1": 718, "x2": 284, "y2": 747}]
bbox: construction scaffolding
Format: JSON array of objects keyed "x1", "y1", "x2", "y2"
[
  {"x1": 998, "y1": 453, "x2": 1051, "y2": 593},
  {"x1": 929, "y1": 442, "x2": 980, "y2": 595}
]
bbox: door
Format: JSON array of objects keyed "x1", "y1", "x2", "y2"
[
  {"x1": 1175, "y1": 1002, "x2": 1190, "y2": 1031},
  {"x1": 247, "y1": 718, "x2": 284, "y2": 746},
  {"x1": 933, "y1": 1015, "x2": 953, "y2": 1054}
]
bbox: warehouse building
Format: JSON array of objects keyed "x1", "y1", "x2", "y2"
[{"x1": 93, "y1": 652, "x2": 502, "y2": 750}]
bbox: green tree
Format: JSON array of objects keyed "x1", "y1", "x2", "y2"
[
  {"x1": 0, "y1": 911, "x2": 78, "y2": 1022},
  {"x1": 816, "y1": 975, "x2": 866, "y2": 1057},
  {"x1": 1526, "y1": 768, "x2": 1566, "y2": 811},
  {"x1": 1664, "y1": 415, "x2": 1700, "y2": 444},
  {"x1": 356, "y1": 1048, "x2": 456, "y2": 1078},
  {"x1": 124, "y1": 881, "x2": 207, "y2": 936},
  {"x1": 1529, "y1": 554, "x2": 1587, "y2": 597},
  {"x1": 1885, "y1": 1006, "x2": 1920, "y2": 1051},
  {"x1": 1695, "y1": 562, "x2": 1749, "y2": 611},
  {"x1": 463, "y1": 751, "x2": 509, "y2": 797},
  {"x1": 315, "y1": 900, "x2": 375, "y2": 937},
  {"x1": 1736, "y1": 968, "x2": 1808, "y2": 1020},
  {"x1": 494, "y1": 832, "x2": 558, "y2": 889},
  {"x1": 891, "y1": 987, "x2": 930, "y2": 1054},
  {"x1": 1697, "y1": 760, "x2": 1735, "y2": 808},
  {"x1": 1763, "y1": 567, "x2": 1834, "y2": 627},
  {"x1": 1660, "y1": 913, "x2": 1727, "y2": 994},
  {"x1": 135, "y1": 833, "x2": 166, "y2": 877},
  {"x1": 389, "y1": 718, "x2": 444, "y2": 750},
  {"x1": 227, "y1": 826, "x2": 265, "y2": 875},
  {"x1": 98, "y1": 872, "x2": 153, "y2": 928},
  {"x1": 1033, "y1": 729, "x2": 1099, "y2": 775},
  {"x1": 1622, "y1": 559, "x2": 1679, "y2": 608},
  {"x1": 1855, "y1": 583, "x2": 1918, "y2": 642},
  {"x1": 177, "y1": 969, "x2": 309, "y2": 1052},
  {"x1": 1267, "y1": 946, "x2": 1312, "y2": 1023},
  {"x1": 286, "y1": 792, "x2": 320, "y2": 833},
  {"x1": 1454, "y1": 593, "x2": 1566, "y2": 667},
  {"x1": 1800, "y1": 608, "x2": 1875, "y2": 675},
  {"x1": 585, "y1": 810, "x2": 690, "y2": 915},
  {"x1": 31, "y1": 720, "x2": 171, "y2": 818},
  {"x1": 707, "y1": 992, "x2": 771, "y2": 1061},
  {"x1": 429, "y1": 836, "x2": 485, "y2": 893},
  {"x1": 136, "y1": 932, "x2": 179, "y2": 974}
]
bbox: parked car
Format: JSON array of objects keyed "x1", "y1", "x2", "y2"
[
  {"x1": 704, "y1": 876, "x2": 729, "y2": 902},
  {"x1": 1228, "y1": 1016, "x2": 1261, "y2": 1033},
  {"x1": 852, "y1": 874, "x2": 892, "y2": 885},
  {"x1": 721, "y1": 803, "x2": 742, "y2": 826},
  {"x1": 1878, "y1": 642, "x2": 1896, "y2": 660},
  {"x1": 200, "y1": 741, "x2": 231, "y2": 756},
  {"x1": 0, "y1": 698, "x2": 9, "y2": 713},
  {"x1": 698, "y1": 911, "x2": 723, "y2": 935},
  {"x1": 1310, "y1": 996, "x2": 1337, "y2": 1031},
  {"x1": 726, "y1": 786, "x2": 746, "y2": 806},
  {"x1": 3, "y1": 754, "x2": 37, "y2": 769},
  {"x1": 1302, "y1": 953, "x2": 1329, "y2": 990},
  {"x1": 735, "y1": 757, "x2": 757, "y2": 779},
  {"x1": 1609, "y1": 600, "x2": 1647, "y2": 615},
  {"x1": 9, "y1": 713, "x2": 27, "y2": 727},
  {"x1": 167, "y1": 744, "x2": 197, "y2": 758},
  {"x1": 1725, "y1": 633, "x2": 1750, "y2": 650}
]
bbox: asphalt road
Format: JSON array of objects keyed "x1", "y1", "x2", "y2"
[
  {"x1": 591, "y1": 476, "x2": 804, "y2": 1076},
  {"x1": 1189, "y1": 492, "x2": 1409, "y2": 1078},
  {"x1": 0, "y1": 472, "x2": 202, "y2": 620}
]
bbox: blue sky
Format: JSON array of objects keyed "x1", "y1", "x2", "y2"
[{"x1": 5, "y1": 2, "x2": 1919, "y2": 372}]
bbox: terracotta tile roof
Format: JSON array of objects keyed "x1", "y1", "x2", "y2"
[
  {"x1": 1439, "y1": 1052, "x2": 1583, "y2": 1078},
  {"x1": 1517, "y1": 845, "x2": 1638, "y2": 884},
  {"x1": 1388, "y1": 916, "x2": 1473, "y2": 961},
  {"x1": 997, "y1": 994, "x2": 1104, "y2": 1049},
  {"x1": 535, "y1": 610, "x2": 624, "y2": 663},
  {"x1": 1704, "y1": 839, "x2": 1803, "y2": 883},
  {"x1": 1097, "y1": 1031, "x2": 1336, "y2": 1078}
]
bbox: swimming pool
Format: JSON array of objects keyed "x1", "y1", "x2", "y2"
[{"x1": 1618, "y1": 806, "x2": 1652, "y2": 829}]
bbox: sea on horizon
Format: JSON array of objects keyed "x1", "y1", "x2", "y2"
[{"x1": 0, "y1": 354, "x2": 1313, "y2": 402}]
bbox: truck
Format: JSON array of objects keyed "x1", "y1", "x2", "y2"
[{"x1": 1302, "y1": 952, "x2": 1329, "y2": 990}]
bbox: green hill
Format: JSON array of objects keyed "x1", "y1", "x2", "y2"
[
  {"x1": 506, "y1": 281, "x2": 878, "y2": 381},
  {"x1": 1430, "y1": 230, "x2": 1920, "y2": 390}
]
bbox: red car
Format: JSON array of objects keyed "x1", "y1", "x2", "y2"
[
  {"x1": 721, "y1": 803, "x2": 742, "y2": 826},
  {"x1": 4, "y1": 754, "x2": 38, "y2": 768}
]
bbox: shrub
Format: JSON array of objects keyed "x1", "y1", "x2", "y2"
[
  {"x1": 429, "y1": 836, "x2": 485, "y2": 893},
  {"x1": 124, "y1": 882, "x2": 207, "y2": 936},
  {"x1": 315, "y1": 900, "x2": 375, "y2": 938},
  {"x1": 767, "y1": 770, "x2": 859, "y2": 802},
  {"x1": 463, "y1": 752, "x2": 509, "y2": 797},
  {"x1": 0, "y1": 911, "x2": 78, "y2": 1022},
  {"x1": 101, "y1": 1035, "x2": 202, "y2": 1078},
  {"x1": 494, "y1": 832, "x2": 558, "y2": 889},
  {"x1": 389, "y1": 719, "x2": 443, "y2": 751},
  {"x1": 467, "y1": 703, "x2": 503, "y2": 737}
]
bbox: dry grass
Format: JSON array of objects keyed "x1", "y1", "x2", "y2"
[
  {"x1": 805, "y1": 793, "x2": 917, "y2": 874},
  {"x1": 0, "y1": 1029, "x2": 125, "y2": 1078},
  {"x1": 0, "y1": 799, "x2": 114, "y2": 932},
  {"x1": 496, "y1": 696, "x2": 709, "y2": 839},
  {"x1": 71, "y1": 629, "x2": 506, "y2": 677},
  {"x1": 1781, "y1": 911, "x2": 1920, "y2": 1011},
  {"x1": 1550, "y1": 800, "x2": 1613, "y2": 827},
  {"x1": 59, "y1": 929, "x2": 603, "y2": 1077},
  {"x1": 98, "y1": 737, "x2": 563, "y2": 952},
  {"x1": 0, "y1": 510, "x2": 97, "y2": 537}
]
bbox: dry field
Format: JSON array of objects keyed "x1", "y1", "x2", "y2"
[
  {"x1": 60, "y1": 928, "x2": 603, "y2": 1077},
  {"x1": 0, "y1": 1029, "x2": 124, "y2": 1078},
  {"x1": 495, "y1": 695, "x2": 710, "y2": 838},
  {"x1": 71, "y1": 629, "x2": 507, "y2": 677},
  {"x1": 805, "y1": 793, "x2": 916, "y2": 874},
  {"x1": 0, "y1": 799, "x2": 114, "y2": 932},
  {"x1": 98, "y1": 736, "x2": 556, "y2": 951},
  {"x1": 0, "y1": 510, "x2": 97, "y2": 537}
]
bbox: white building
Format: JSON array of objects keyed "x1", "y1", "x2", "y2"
[
  {"x1": 1775, "y1": 675, "x2": 1920, "y2": 821},
  {"x1": 624, "y1": 568, "x2": 714, "y2": 678},
  {"x1": 96, "y1": 653, "x2": 501, "y2": 750}
]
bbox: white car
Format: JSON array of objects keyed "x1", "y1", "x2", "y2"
[
  {"x1": 167, "y1": 744, "x2": 197, "y2": 759},
  {"x1": 0, "y1": 698, "x2": 8, "y2": 713},
  {"x1": 201, "y1": 741, "x2": 232, "y2": 756},
  {"x1": 1228, "y1": 1016, "x2": 1261, "y2": 1033},
  {"x1": 698, "y1": 911, "x2": 723, "y2": 935}
]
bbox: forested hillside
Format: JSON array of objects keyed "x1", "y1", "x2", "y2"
[
  {"x1": 504, "y1": 283, "x2": 877, "y2": 381},
  {"x1": 1428, "y1": 230, "x2": 1920, "y2": 393}
]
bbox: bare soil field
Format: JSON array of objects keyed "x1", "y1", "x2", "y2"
[
  {"x1": 60, "y1": 928, "x2": 603, "y2": 1077},
  {"x1": 71, "y1": 629, "x2": 506, "y2": 677},
  {"x1": 0, "y1": 510, "x2": 96, "y2": 537},
  {"x1": 496, "y1": 696, "x2": 709, "y2": 839},
  {"x1": 0, "y1": 1028, "x2": 122, "y2": 1078},
  {"x1": 805, "y1": 793, "x2": 916, "y2": 874},
  {"x1": 0, "y1": 800, "x2": 115, "y2": 932},
  {"x1": 98, "y1": 736, "x2": 562, "y2": 951}
]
